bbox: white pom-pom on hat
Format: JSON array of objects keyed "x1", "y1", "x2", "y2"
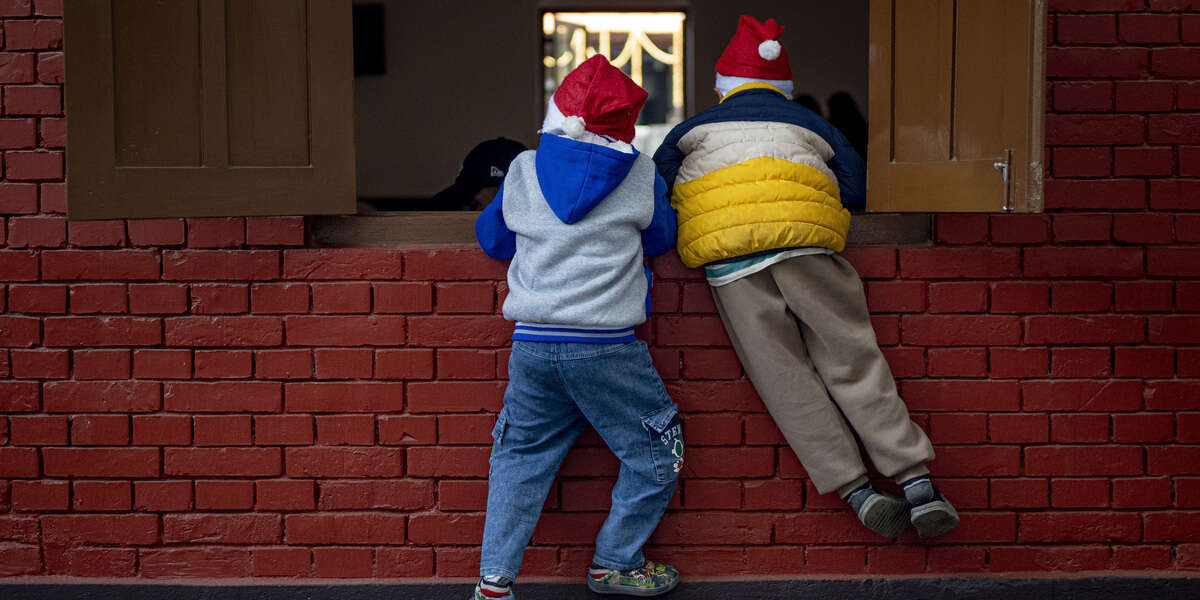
[
  {"x1": 563, "y1": 115, "x2": 587, "y2": 138},
  {"x1": 758, "y1": 39, "x2": 781, "y2": 61}
]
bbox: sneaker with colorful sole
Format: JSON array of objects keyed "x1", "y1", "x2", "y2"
[
  {"x1": 471, "y1": 581, "x2": 515, "y2": 600},
  {"x1": 586, "y1": 561, "x2": 679, "y2": 596}
]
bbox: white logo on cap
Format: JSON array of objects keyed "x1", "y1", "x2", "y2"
[{"x1": 490, "y1": 166, "x2": 505, "y2": 178}]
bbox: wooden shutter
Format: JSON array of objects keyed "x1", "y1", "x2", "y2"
[
  {"x1": 64, "y1": 0, "x2": 355, "y2": 220},
  {"x1": 867, "y1": 0, "x2": 1046, "y2": 213}
]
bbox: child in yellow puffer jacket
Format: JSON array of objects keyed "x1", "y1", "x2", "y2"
[{"x1": 653, "y1": 14, "x2": 959, "y2": 541}]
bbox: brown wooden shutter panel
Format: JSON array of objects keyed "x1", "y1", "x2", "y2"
[
  {"x1": 867, "y1": 0, "x2": 1046, "y2": 213},
  {"x1": 65, "y1": 0, "x2": 355, "y2": 220}
]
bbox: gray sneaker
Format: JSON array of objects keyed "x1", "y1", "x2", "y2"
[
  {"x1": 904, "y1": 478, "x2": 960, "y2": 538},
  {"x1": 853, "y1": 489, "x2": 911, "y2": 539}
]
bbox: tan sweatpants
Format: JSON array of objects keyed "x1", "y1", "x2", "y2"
[{"x1": 710, "y1": 253, "x2": 934, "y2": 496}]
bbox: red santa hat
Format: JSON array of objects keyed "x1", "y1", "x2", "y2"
[
  {"x1": 715, "y1": 15, "x2": 792, "y2": 81},
  {"x1": 546, "y1": 54, "x2": 648, "y2": 144}
]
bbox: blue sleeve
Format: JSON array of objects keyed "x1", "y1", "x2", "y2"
[
  {"x1": 652, "y1": 136, "x2": 685, "y2": 191},
  {"x1": 826, "y1": 128, "x2": 866, "y2": 211},
  {"x1": 474, "y1": 184, "x2": 516, "y2": 260},
  {"x1": 640, "y1": 173, "x2": 677, "y2": 257}
]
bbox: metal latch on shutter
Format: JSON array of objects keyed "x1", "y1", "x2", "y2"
[{"x1": 994, "y1": 149, "x2": 1014, "y2": 213}]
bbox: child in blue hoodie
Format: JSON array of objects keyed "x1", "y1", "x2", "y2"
[{"x1": 472, "y1": 55, "x2": 680, "y2": 600}]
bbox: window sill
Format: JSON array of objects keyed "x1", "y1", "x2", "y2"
[{"x1": 310, "y1": 212, "x2": 931, "y2": 247}]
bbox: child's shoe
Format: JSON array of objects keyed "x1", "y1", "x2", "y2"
[
  {"x1": 903, "y1": 476, "x2": 959, "y2": 538},
  {"x1": 472, "y1": 576, "x2": 515, "y2": 600},
  {"x1": 586, "y1": 560, "x2": 679, "y2": 596},
  {"x1": 844, "y1": 483, "x2": 909, "y2": 538}
]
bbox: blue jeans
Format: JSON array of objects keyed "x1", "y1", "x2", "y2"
[{"x1": 480, "y1": 340, "x2": 682, "y2": 581}]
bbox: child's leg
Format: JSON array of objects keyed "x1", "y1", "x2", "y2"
[
  {"x1": 768, "y1": 254, "x2": 935, "y2": 482},
  {"x1": 480, "y1": 343, "x2": 587, "y2": 582},
  {"x1": 710, "y1": 271, "x2": 909, "y2": 538},
  {"x1": 709, "y1": 270, "x2": 871, "y2": 496},
  {"x1": 770, "y1": 255, "x2": 956, "y2": 537},
  {"x1": 559, "y1": 341, "x2": 681, "y2": 572}
]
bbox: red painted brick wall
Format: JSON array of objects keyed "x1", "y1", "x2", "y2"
[{"x1": 2, "y1": 0, "x2": 1200, "y2": 579}]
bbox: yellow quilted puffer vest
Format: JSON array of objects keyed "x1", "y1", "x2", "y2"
[{"x1": 671, "y1": 155, "x2": 851, "y2": 268}]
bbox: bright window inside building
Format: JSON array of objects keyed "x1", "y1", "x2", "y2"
[{"x1": 541, "y1": 11, "x2": 685, "y2": 154}]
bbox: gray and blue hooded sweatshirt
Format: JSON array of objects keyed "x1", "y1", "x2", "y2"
[{"x1": 475, "y1": 133, "x2": 676, "y2": 343}]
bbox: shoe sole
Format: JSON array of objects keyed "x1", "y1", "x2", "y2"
[
  {"x1": 858, "y1": 493, "x2": 910, "y2": 539},
  {"x1": 911, "y1": 499, "x2": 960, "y2": 538},
  {"x1": 587, "y1": 577, "x2": 679, "y2": 597}
]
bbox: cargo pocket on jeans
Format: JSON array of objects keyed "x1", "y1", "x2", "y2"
[
  {"x1": 489, "y1": 411, "x2": 508, "y2": 463},
  {"x1": 642, "y1": 404, "x2": 683, "y2": 485}
]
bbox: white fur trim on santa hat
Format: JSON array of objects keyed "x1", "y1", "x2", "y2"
[
  {"x1": 714, "y1": 74, "x2": 794, "y2": 100},
  {"x1": 539, "y1": 97, "x2": 635, "y2": 153},
  {"x1": 562, "y1": 115, "x2": 586, "y2": 138},
  {"x1": 541, "y1": 96, "x2": 569, "y2": 134},
  {"x1": 758, "y1": 40, "x2": 782, "y2": 61}
]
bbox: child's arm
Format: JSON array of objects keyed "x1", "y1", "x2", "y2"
[
  {"x1": 826, "y1": 129, "x2": 866, "y2": 211},
  {"x1": 474, "y1": 184, "x2": 516, "y2": 260},
  {"x1": 652, "y1": 138, "x2": 685, "y2": 192},
  {"x1": 641, "y1": 173, "x2": 677, "y2": 257}
]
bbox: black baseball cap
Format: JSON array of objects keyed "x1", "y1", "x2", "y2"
[{"x1": 432, "y1": 137, "x2": 528, "y2": 209}]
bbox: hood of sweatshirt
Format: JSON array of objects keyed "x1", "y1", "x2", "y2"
[{"x1": 534, "y1": 133, "x2": 639, "y2": 225}]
